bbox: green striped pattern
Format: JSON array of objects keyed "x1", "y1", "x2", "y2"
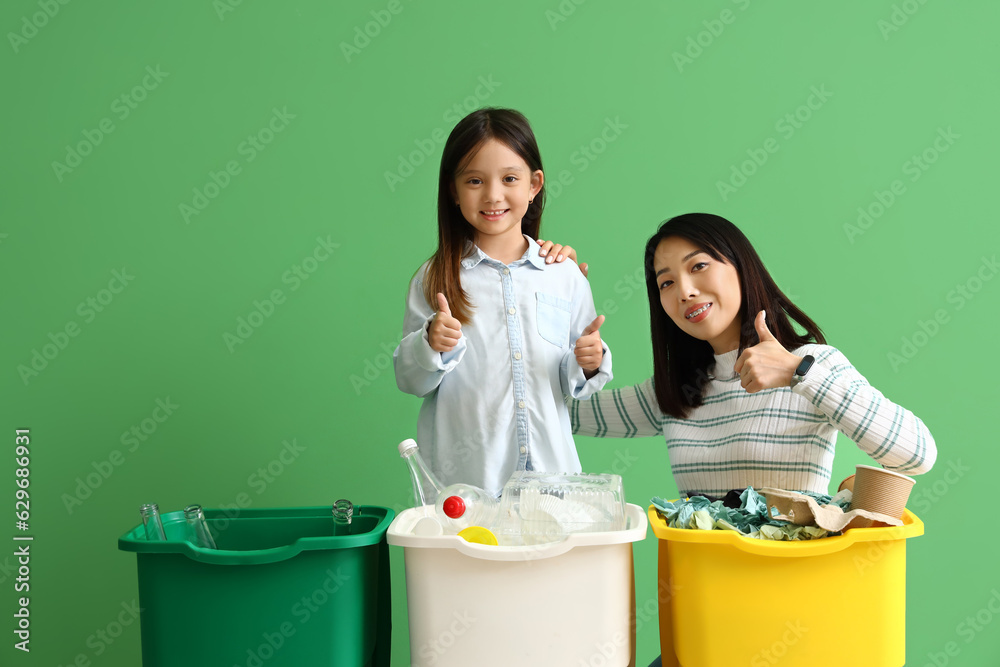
[{"x1": 569, "y1": 344, "x2": 937, "y2": 495}]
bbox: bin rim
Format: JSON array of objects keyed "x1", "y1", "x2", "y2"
[
  {"x1": 647, "y1": 503, "x2": 922, "y2": 557},
  {"x1": 117, "y1": 505, "x2": 395, "y2": 566},
  {"x1": 388, "y1": 503, "x2": 648, "y2": 561}
]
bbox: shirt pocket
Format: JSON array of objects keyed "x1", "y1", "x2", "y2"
[{"x1": 535, "y1": 292, "x2": 573, "y2": 348}]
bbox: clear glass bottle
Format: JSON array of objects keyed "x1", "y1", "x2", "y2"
[
  {"x1": 333, "y1": 499, "x2": 353, "y2": 536},
  {"x1": 183, "y1": 504, "x2": 218, "y2": 549},
  {"x1": 398, "y1": 438, "x2": 445, "y2": 507},
  {"x1": 140, "y1": 503, "x2": 167, "y2": 541}
]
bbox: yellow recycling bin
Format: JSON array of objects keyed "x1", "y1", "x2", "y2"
[{"x1": 649, "y1": 505, "x2": 924, "y2": 667}]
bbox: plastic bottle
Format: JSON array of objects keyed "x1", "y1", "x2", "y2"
[
  {"x1": 398, "y1": 438, "x2": 445, "y2": 507},
  {"x1": 183, "y1": 504, "x2": 218, "y2": 549},
  {"x1": 140, "y1": 503, "x2": 166, "y2": 541},
  {"x1": 332, "y1": 499, "x2": 353, "y2": 536},
  {"x1": 434, "y1": 484, "x2": 500, "y2": 533}
]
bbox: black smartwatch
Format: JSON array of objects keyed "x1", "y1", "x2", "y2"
[{"x1": 790, "y1": 354, "x2": 815, "y2": 388}]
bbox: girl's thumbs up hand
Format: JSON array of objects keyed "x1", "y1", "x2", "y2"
[
  {"x1": 574, "y1": 315, "x2": 606, "y2": 375},
  {"x1": 429, "y1": 293, "x2": 462, "y2": 353},
  {"x1": 733, "y1": 310, "x2": 802, "y2": 393}
]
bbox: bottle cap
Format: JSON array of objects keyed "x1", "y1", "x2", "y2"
[
  {"x1": 457, "y1": 526, "x2": 498, "y2": 546},
  {"x1": 397, "y1": 438, "x2": 418, "y2": 456},
  {"x1": 442, "y1": 495, "x2": 466, "y2": 519}
]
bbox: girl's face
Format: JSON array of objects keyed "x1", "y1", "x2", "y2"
[
  {"x1": 653, "y1": 236, "x2": 743, "y2": 354},
  {"x1": 452, "y1": 139, "x2": 543, "y2": 249}
]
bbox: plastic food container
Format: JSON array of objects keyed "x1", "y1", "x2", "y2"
[
  {"x1": 118, "y1": 505, "x2": 393, "y2": 667},
  {"x1": 388, "y1": 503, "x2": 648, "y2": 666},
  {"x1": 648, "y1": 504, "x2": 924, "y2": 667},
  {"x1": 496, "y1": 471, "x2": 627, "y2": 544}
]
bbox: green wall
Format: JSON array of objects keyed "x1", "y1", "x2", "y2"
[{"x1": 3, "y1": 1, "x2": 998, "y2": 665}]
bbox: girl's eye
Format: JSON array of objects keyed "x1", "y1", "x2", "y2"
[
  {"x1": 503, "y1": 176, "x2": 517, "y2": 183},
  {"x1": 468, "y1": 178, "x2": 482, "y2": 185},
  {"x1": 692, "y1": 262, "x2": 708, "y2": 271}
]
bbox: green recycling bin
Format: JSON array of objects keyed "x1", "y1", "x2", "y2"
[{"x1": 118, "y1": 505, "x2": 393, "y2": 667}]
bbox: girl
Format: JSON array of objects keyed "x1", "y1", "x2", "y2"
[
  {"x1": 392, "y1": 108, "x2": 613, "y2": 496},
  {"x1": 543, "y1": 212, "x2": 937, "y2": 498}
]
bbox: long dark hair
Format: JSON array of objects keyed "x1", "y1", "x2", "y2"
[
  {"x1": 424, "y1": 107, "x2": 545, "y2": 325},
  {"x1": 644, "y1": 213, "x2": 826, "y2": 418}
]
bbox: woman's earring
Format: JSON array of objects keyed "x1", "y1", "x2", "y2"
[{"x1": 528, "y1": 198, "x2": 534, "y2": 204}]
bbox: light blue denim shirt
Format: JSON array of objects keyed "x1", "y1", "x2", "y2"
[{"x1": 393, "y1": 236, "x2": 613, "y2": 495}]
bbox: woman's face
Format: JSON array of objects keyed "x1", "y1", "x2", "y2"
[{"x1": 653, "y1": 236, "x2": 743, "y2": 354}]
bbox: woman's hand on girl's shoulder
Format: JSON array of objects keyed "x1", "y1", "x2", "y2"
[{"x1": 536, "y1": 239, "x2": 588, "y2": 277}]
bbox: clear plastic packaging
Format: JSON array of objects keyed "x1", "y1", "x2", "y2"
[{"x1": 496, "y1": 471, "x2": 626, "y2": 545}]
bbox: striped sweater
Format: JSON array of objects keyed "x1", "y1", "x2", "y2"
[{"x1": 569, "y1": 344, "x2": 937, "y2": 495}]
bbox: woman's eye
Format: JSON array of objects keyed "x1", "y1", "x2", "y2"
[
  {"x1": 659, "y1": 280, "x2": 673, "y2": 289},
  {"x1": 692, "y1": 262, "x2": 708, "y2": 271}
]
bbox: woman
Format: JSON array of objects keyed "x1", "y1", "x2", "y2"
[
  {"x1": 543, "y1": 212, "x2": 936, "y2": 496},
  {"x1": 544, "y1": 213, "x2": 936, "y2": 667}
]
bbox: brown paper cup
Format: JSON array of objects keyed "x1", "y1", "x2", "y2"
[
  {"x1": 849, "y1": 464, "x2": 915, "y2": 520},
  {"x1": 838, "y1": 474, "x2": 856, "y2": 492}
]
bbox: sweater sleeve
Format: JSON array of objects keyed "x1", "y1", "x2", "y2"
[
  {"x1": 568, "y1": 377, "x2": 663, "y2": 438},
  {"x1": 791, "y1": 345, "x2": 937, "y2": 475}
]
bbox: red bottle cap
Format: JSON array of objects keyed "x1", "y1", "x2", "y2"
[{"x1": 442, "y1": 496, "x2": 466, "y2": 519}]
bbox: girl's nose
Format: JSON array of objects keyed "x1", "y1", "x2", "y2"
[{"x1": 484, "y1": 182, "x2": 504, "y2": 204}]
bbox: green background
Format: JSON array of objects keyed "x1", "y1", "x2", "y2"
[{"x1": 2, "y1": 1, "x2": 998, "y2": 665}]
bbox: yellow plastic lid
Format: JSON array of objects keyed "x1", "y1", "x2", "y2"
[{"x1": 457, "y1": 526, "x2": 498, "y2": 546}]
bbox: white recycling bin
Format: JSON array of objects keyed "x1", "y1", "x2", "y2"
[{"x1": 388, "y1": 503, "x2": 647, "y2": 667}]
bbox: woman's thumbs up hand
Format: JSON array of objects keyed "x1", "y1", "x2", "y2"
[
  {"x1": 428, "y1": 293, "x2": 462, "y2": 353},
  {"x1": 733, "y1": 310, "x2": 803, "y2": 393}
]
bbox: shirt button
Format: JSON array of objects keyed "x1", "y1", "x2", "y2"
[
  {"x1": 520, "y1": 446, "x2": 527, "y2": 454},
  {"x1": 503, "y1": 268, "x2": 510, "y2": 275},
  {"x1": 518, "y1": 400, "x2": 525, "y2": 409},
  {"x1": 508, "y1": 307, "x2": 516, "y2": 315},
  {"x1": 514, "y1": 352, "x2": 522, "y2": 360}
]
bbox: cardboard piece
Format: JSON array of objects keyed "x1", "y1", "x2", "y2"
[{"x1": 759, "y1": 487, "x2": 903, "y2": 532}]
